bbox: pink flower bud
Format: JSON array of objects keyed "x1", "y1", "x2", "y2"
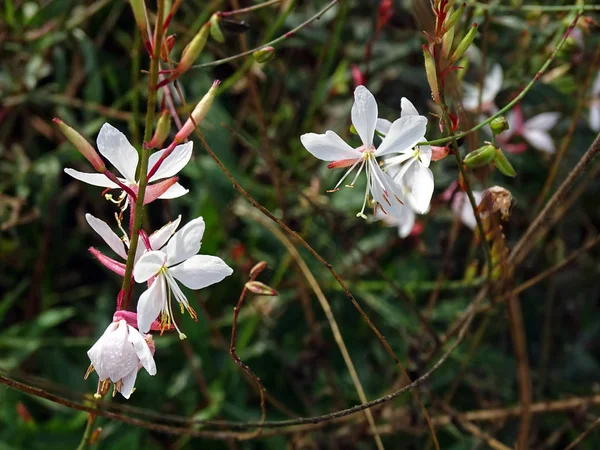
[
  {"x1": 249, "y1": 261, "x2": 267, "y2": 278},
  {"x1": 142, "y1": 176, "x2": 179, "y2": 204},
  {"x1": 245, "y1": 281, "x2": 278, "y2": 296},
  {"x1": 176, "y1": 22, "x2": 210, "y2": 76},
  {"x1": 89, "y1": 247, "x2": 127, "y2": 276},
  {"x1": 53, "y1": 118, "x2": 105, "y2": 172},
  {"x1": 175, "y1": 80, "x2": 220, "y2": 143},
  {"x1": 146, "y1": 110, "x2": 171, "y2": 149}
]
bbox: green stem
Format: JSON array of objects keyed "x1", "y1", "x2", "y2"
[
  {"x1": 470, "y1": 1, "x2": 595, "y2": 12},
  {"x1": 76, "y1": 413, "x2": 96, "y2": 450},
  {"x1": 120, "y1": 0, "x2": 166, "y2": 308},
  {"x1": 420, "y1": 13, "x2": 581, "y2": 147}
]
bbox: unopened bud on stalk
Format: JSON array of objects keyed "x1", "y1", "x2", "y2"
[
  {"x1": 146, "y1": 110, "x2": 171, "y2": 149},
  {"x1": 210, "y1": 13, "x2": 225, "y2": 43},
  {"x1": 130, "y1": 0, "x2": 148, "y2": 36},
  {"x1": 176, "y1": 22, "x2": 210, "y2": 76},
  {"x1": 490, "y1": 116, "x2": 509, "y2": 135},
  {"x1": 493, "y1": 147, "x2": 517, "y2": 177},
  {"x1": 174, "y1": 80, "x2": 220, "y2": 143},
  {"x1": 423, "y1": 45, "x2": 440, "y2": 103},
  {"x1": 442, "y1": 25, "x2": 455, "y2": 59},
  {"x1": 53, "y1": 118, "x2": 105, "y2": 172},
  {"x1": 249, "y1": 261, "x2": 267, "y2": 278},
  {"x1": 253, "y1": 46, "x2": 275, "y2": 63},
  {"x1": 463, "y1": 144, "x2": 496, "y2": 168},
  {"x1": 444, "y1": 2, "x2": 466, "y2": 33},
  {"x1": 161, "y1": 34, "x2": 177, "y2": 61},
  {"x1": 451, "y1": 23, "x2": 478, "y2": 62},
  {"x1": 245, "y1": 281, "x2": 278, "y2": 296}
]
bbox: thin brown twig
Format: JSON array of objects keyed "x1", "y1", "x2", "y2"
[
  {"x1": 441, "y1": 405, "x2": 514, "y2": 450},
  {"x1": 563, "y1": 416, "x2": 600, "y2": 450}
]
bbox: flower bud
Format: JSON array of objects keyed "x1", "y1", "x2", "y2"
[
  {"x1": 444, "y1": 2, "x2": 466, "y2": 33},
  {"x1": 442, "y1": 24, "x2": 455, "y2": 59},
  {"x1": 451, "y1": 23, "x2": 478, "y2": 62},
  {"x1": 177, "y1": 22, "x2": 210, "y2": 76},
  {"x1": 490, "y1": 116, "x2": 509, "y2": 135},
  {"x1": 53, "y1": 118, "x2": 105, "y2": 172},
  {"x1": 175, "y1": 80, "x2": 220, "y2": 143},
  {"x1": 253, "y1": 46, "x2": 275, "y2": 63},
  {"x1": 245, "y1": 281, "x2": 278, "y2": 296},
  {"x1": 493, "y1": 147, "x2": 517, "y2": 177},
  {"x1": 463, "y1": 144, "x2": 496, "y2": 168},
  {"x1": 146, "y1": 110, "x2": 171, "y2": 149},
  {"x1": 161, "y1": 34, "x2": 177, "y2": 61},
  {"x1": 210, "y1": 13, "x2": 225, "y2": 43},
  {"x1": 423, "y1": 45, "x2": 439, "y2": 103},
  {"x1": 130, "y1": 0, "x2": 147, "y2": 35},
  {"x1": 249, "y1": 261, "x2": 267, "y2": 278}
]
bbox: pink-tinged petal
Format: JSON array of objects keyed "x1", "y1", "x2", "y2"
[
  {"x1": 85, "y1": 214, "x2": 127, "y2": 259},
  {"x1": 375, "y1": 115, "x2": 427, "y2": 157},
  {"x1": 134, "y1": 250, "x2": 166, "y2": 282},
  {"x1": 300, "y1": 131, "x2": 362, "y2": 162},
  {"x1": 327, "y1": 158, "x2": 361, "y2": 169},
  {"x1": 148, "y1": 142, "x2": 193, "y2": 182},
  {"x1": 89, "y1": 247, "x2": 127, "y2": 276},
  {"x1": 170, "y1": 255, "x2": 233, "y2": 290},
  {"x1": 142, "y1": 177, "x2": 178, "y2": 204},
  {"x1": 419, "y1": 145, "x2": 432, "y2": 167},
  {"x1": 149, "y1": 215, "x2": 182, "y2": 251},
  {"x1": 88, "y1": 320, "x2": 139, "y2": 382},
  {"x1": 376, "y1": 118, "x2": 392, "y2": 135},
  {"x1": 166, "y1": 217, "x2": 205, "y2": 266},
  {"x1": 590, "y1": 104, "x2": 600, "y2": 132},
  {"x1": 136, "y1": 273, "x2": 166, "y2": 333},
  {"x1": 403, "y1": 163, "x2": 434, "y2": 214},
  {"x1": 369, "y1": 161, "x2": 407, "y2": 218},
  {"x1": 64, "y1": 168, "x2": 118, "y2": 188},
  {"x1": 157, "y1": 182, "x2": 188, "y2": 199},
  {"x1": 351, "y1": 85, "x2": 378, "y2": 149},
  {"x1": 96, "y1": 123, "x2": 139, "y2": 183},
  {"x1": 113, "y1": 310, "x2": 138, "y2": 328},
  {"x1": 522, "y1": 129, "x2": 555, "y2": 153},
  {"x1": 400, "y1": 97, "x2": 419, "y2": 117},
  {"x1": 118, "y1": 368, "x2": 138, "y2": 399},
  {"x1": 524, "y1": 112, "x2": 560, "y2": 131},
  {"x1": 127, "y1": 326, "x2": 156, "y2": 375}
]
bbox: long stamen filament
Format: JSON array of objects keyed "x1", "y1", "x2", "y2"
[{"x1": 331, "y1": 158, "x2": 363, "y2": 191}]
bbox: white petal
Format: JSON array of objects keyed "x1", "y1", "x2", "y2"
[
  {"x1": 524, "y1": 112, "x2": 560, "y2": 131},
  {"x1": 375, "y1": 116, "x2": 427, "y2": 157},
  {"x1": 87, "y1": 322, "x2": 119, "y2": 380},
  {"x1": 166, "y1": 217, "x2": 205, "y2": 266},
  {"x1": 351, "y1": 85, "x2": 378, "y2": 149},
  {"x1": 483, "y1": 64, "x2": 503, "y2": 104},
  {"x1": 522, "y1": 129, "x2": 555, "y2": 153},
  {"x1": 397, "y1": 208, "x2": 416, "y2": 238},
  {"x1": 369, "y1": 162, "x2": 407, "y2": 218},
  {"x1": 157, "y1": 182, "x2": 189, "y2": 199},
  {"x1": 133, "y1": 250, "x2": 166, "y2": 282},
  {"x1": 300, "y1": 131, "x2": 361, "y2": 162},
  {"x1": 119, "y1": 368, "x2": 138, "y2": 399},
  {"x1": 462, "y1": 83, "x2": 480, "y2": 111},
  {"x1": 127, "y1": 326, "x2": 156, "y2": 375},
  {"x1": 87, "y1": 320, "x2": 138, "y2": 382},
  {"x1": 170, "y1": 255, "x2": 233, "y2": 290},
  {"x1": 96, "y1": 123, "x2": 139, "y2": 183},
  {"x1": 403, "y1": 163, "x2": 434, "y2": 214},
  {"x1": 453, "y1": 191, "x2": 482, "y2": 230},
  {"x1": 85, "y1": 214, "x2": 127, "y2": 259},
  {"x1": 376, "y1": 118, "x2": 392, "y2": 135},
  {"x1": 136, "y1": 274, "x2": 166, "y2": 333},
  {"x1": 64, "y1": 168, "x2": 118, "y2": 188},
  {"x1": 592, "y1": 72, "x2": 600, "y2": 96},
  {"x1": 419, "y1": 145, "x2": 432, "y2": 167},
  {"x1": 400, "y1": 98, "x2": 419, "y2": 117},
  {"x1": 590, "y1": 104, "x2": 600, "y2": 132},
  {"x1": 148, "y1": 142, "x2": 193, "y2": 182},
  {"x1": 149, "y1": 215, "x2": 182, "y2": 251}
]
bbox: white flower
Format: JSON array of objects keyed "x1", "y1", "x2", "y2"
[
  {"x1": 85, "y1": 319, "x2": 156, "y2": 399},
  {"x1": 300, "y1": 86, "x2": 427, "y2": 219},
  {"x1": 65, "y1": 123, "x2": 192, "y2": 209},
  {"x1": 377, "y1": 98, "x2": 434, "y2": 214},
  {"x1": 452, "y1": 191, "x2": 483, "y2": 230},
  {"x1": 463, "y1": 64, "x2": 503, "y2": 113},
  {"x1": 133, "y1": 217, "x2": 233, "y2": 336},
  {"x1": 589, "y1": 71, "x2": 600, "y2": 132},
  {"x1": 506, "y1": 109, "x2": 560, "y2": 154},
  {"x1": 374, "y1": 205, "x2": 416, "y2": 239}
]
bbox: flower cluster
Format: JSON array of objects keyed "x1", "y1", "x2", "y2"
[
  {"x1": 300, "y1": 86, "x2": 434, "y2": 235},
  {"x1": 59, "y1": 99, "x2": 233, "y2": 399}
]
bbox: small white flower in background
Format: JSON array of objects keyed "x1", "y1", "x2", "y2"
[
  {"x1": 589, "y1": 71, "x2": 600, "y2": 132},
  {"x1": 85, "y1": 319, "x2": 156, "y2": 399},
  {"x1": 377, "y1": 98, "x2": 434, "y2": 214},
  {"x1": 65, "y1": 123, "x2": 192, "y2": 209},
  {"x1": 374, "y1": 205, "x2": 416, "y2": 239},
  {"x1": 463, "y1": 63, "x2": 503, "y2": 113},
  {"x1": 133, "y1": 216, "x2": 234, "y2": 337},
  {"x1": 505, "y1": 106, "x2": 560, "y2": 154},
  {"x1": 452, "y1": 191, "x2": 483, "y2": 230},
  {"x1": 300, "y1": 86, "x2": 427, "y2": 219}
]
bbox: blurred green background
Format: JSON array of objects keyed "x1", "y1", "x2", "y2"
[{"x1": 1, "y1": 0, "x2": 599, "y2": 449}]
